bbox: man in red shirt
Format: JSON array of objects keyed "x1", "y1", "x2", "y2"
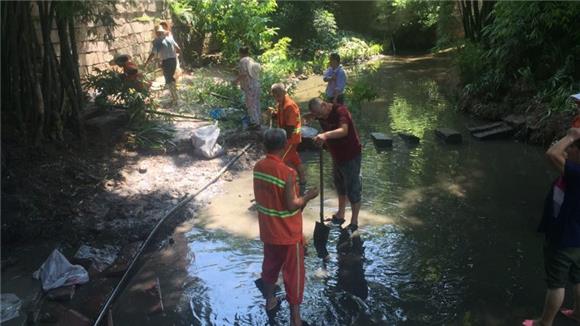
[
  {"x1": 307, "y1": 97, "x2": 362, "y2": 234},
  {"x1": 254, "y1": 128, "x2": 318, "y2": 326},
  {"x1": 269, "y1": 83, "x2": 307, "y2": 192}
]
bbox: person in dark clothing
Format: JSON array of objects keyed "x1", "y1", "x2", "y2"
[{"x1": 524, "y1": 127, "x2": 580, "y2": 326}]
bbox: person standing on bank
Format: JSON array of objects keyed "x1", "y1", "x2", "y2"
[
  {"x1": 254, "y1": 128, "x2": 318, "y2": 326},
  {"x1": 307, "y1": 97, "x2": 362, "y2": 234},
  {"x1": 269, "y1": 83, "x2": 307, "y2": 192},
  {"x1": 145, "y1": 25, "x2": 180, "y2": 106},
  {"x1": 323, "y1": 53, "x2": 347, "y2": 104},
  {"x1": 235, "y1": 46, "x2": 261, "y2": 129},
  {"x1": 524, "y1": 127, "x2": 580, "y2": 326}
]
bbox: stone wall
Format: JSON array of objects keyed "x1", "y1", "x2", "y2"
[{"x1": 72, "y1": 0, "x2": 170, "y2": 76}]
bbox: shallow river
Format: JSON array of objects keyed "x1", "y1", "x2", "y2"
[{"x1": 114, "y1": 55, "x2": 569, "y2": 325}]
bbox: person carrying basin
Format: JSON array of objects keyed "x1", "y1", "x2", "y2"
[
  {"x1": 268, "y1": 83, "x2": 307, "y2": 194},
  {"x1": 323, "y1": 52, "x2": 347, "y2": 104},
  {"x1": 253, "y1": 128, "x2": 319, "y2": 326},
  {"x1": 524, "y1": 127, "x2": 580, "y2": 326},
  {"x1": 305, "y1": 97, "x2": 362, "y2": 235},
  {"x1": 145, "y1": 24, "x2": 181, "y2": 106}
]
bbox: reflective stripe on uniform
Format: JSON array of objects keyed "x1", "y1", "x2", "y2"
[
  {"x1": 254, "y1": 171, "x2": 285, "y2": 188},
  {"x1": 256, "y1": 203, "x2": 299, "y2": 218}
]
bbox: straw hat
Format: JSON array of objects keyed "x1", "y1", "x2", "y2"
[{"x1": 156, "y1": 25, "x2": 166, "y2": 33}]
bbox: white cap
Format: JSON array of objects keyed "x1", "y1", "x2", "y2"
[{"x1": 571, "y1": 93, "x2": 580, "y2": 102}]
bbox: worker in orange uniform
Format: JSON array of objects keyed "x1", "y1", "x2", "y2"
[
  {"x1": 269, "y1": 83, "x2": 307, "y2": 194},
  {"x1": 254, "y1": 128, "x2": 318, "y2": 326}
]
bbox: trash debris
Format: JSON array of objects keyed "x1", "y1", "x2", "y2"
[
  {"x1": 0, "y1": 293, "x2": 22, "y2": 323},
  {"x1": 46, "y1": 285, "x2": 76, "y2": 302},
  {"x1": 33, "y1": 249, "x2": 89, "y2": 291},
  {"x1": 191, "y1": 124, "x2": 224, "y2": 159},
  {"x1": 209, "y1": 108, "x2": 226, "y2": 120},
  {"x1": 104, "y1": 242, "x2": 142, "y2": 277},
  {"x1": 74, "y1": 245, "x2": 119, "y2": 272}
]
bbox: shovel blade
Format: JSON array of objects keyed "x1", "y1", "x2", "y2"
[{"x1": 313, "y1": 221, "x2": 330, "y2": 259}]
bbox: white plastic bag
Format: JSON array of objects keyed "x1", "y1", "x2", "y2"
[
  {"x1": 33, "y1": 249, "x2": 89, "y2": 291},
  {"x1": 191, "y1": 124, "x2": 224, "y2": 159},
  {"x1": 0, "y1": 293, "x2": 21, "y2": 323}
]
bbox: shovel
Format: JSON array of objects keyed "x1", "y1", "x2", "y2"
[{"x1": 313, "y1": 147, "x2": 330, "y2": 259}]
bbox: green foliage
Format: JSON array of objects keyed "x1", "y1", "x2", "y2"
[
  {"x1": 375, "y1": 0, "x2": 440, "y2": 51},
  {"x1": 346, "y1": 65, "x2": 380, "y2": 111},
  {"x1": 83, "y1": 69, "x2": 176, "y2": 150},
  {"x1": 311, "y1": 9, "x2": 338, "y2": 50},
  {"x1": 170, "y1": 0, "x2": 278, "y2": 63},
  {"x1": 458, "y1": 1, "x2": 580, "y2": 112},
  {"x1": 336, "y1": 34, "x2": 383, "y2": 64}
]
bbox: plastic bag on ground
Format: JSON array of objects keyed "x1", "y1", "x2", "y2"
[
  {"x1": 0, "y1": 293, "x2": 21, "y2": 323},
  {"x1": 74, "y1": 245, "x2": 119, "y2": 272},
  {"x1": 33, "y1": 249, "x2": 89, "y2": 291},
  {"x1": 191, "y1": 123, "x2": 224, "y2": 159}
]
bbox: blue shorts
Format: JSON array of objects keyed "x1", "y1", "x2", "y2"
[{"x1": 332, "y1": 154, "x2": 362, "y2": 204}]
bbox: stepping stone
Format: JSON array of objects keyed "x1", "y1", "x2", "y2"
[
  {"x1": 397, "y1": 132, "x2": 420, "y2": 144},
  {"x1": 435, "y1": 128, "x2": 462, "y2": 144},
  {"x1": 467, "y1": 121, "x2": 503, "y2": 133},
  {"x1": 472, "y1": 123, "x2": 514, "y2": 140},
  {"x1": 370, "y1": 132, "x2": 393, "y2": 148}
]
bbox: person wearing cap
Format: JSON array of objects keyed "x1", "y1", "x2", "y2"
[
  {"x1": 253, "y1": 128, "x2": 318, "y2": 326},
  {"x1": 269, "y1": 83, "x2": 307, "y2": 192},
  {"x1": 323, "y1": 53, "x2": 347, "y2": 104},
  {"x1": 571, "y1": 93, "x2": 580, "y2": 128},
  {"x1": 307, "y1": 97, "x2": 362, "y2": 234},
  {"x1": 145, "y1": 25, "x2": 181, "y2": 105},
  {"x1": 524, "y1": 127, "x2": 580, "y2": 326},
  {"x1": 235, "y1": 46, "x2": 261, "y2": 129},
  {"x1": 109, "y1": 54, "x2": 145, "y2": 91}
]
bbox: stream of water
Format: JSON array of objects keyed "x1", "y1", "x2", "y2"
[{"x1": 114, "y1": 54, "x2": 566, "y2": 325}]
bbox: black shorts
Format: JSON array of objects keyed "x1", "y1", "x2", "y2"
[
  {"x1": 543, "y1": 244, "x2": 580, "y2": 288},
  {"x1": 332, "y1": 154, "x2": 362, "y2": 204},
  {"x1": 326, "y1": 94, "x2": 344, "y2": 105},
  {"x1": 162, "y1": 57, "x2": 177, "y2": 85}
]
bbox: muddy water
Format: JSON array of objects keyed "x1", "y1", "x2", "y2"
[{"x1": 114, "y1": 55, "x2": 566, "y2": 325}]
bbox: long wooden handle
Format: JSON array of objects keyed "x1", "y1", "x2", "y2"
[{"x1": 319, "y1": 148, "x2": 324, "y2": 223}]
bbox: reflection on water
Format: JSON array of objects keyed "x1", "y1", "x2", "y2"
[{"x1": 115, "y1": 55, "x2": 561, "y2": 325}]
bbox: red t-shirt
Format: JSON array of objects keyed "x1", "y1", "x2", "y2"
[
  {"x1": 572, "y1": 115, "x2": 580, "y2": 128},
  {"x1": 318, "y1": 104, "x2": 361, "y2": 163}
]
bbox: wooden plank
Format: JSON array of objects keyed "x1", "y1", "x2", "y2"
[
  {"x1": 467, "y1": 121, "x2": 504, "y2": 133},
  {"x1": 472, "y1": 124, "x2": 514, "y2": 140},
  {"x1": 435, "y1": 128, "x2": 462, "y2": 144}
]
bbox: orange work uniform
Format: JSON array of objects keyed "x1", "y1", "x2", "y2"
[
  {"x1": 253, "y1": 154, "x2": 305, "y2": 305},
  {"x1": 275, "y1": 95, "x2": 302, "y2": 171}
]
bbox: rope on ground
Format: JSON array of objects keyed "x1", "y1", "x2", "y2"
[
  {"x1": 92, "y1": 143, "x2": 254, "y2": 326},
  {"x1": 144, "y1": 109, "x2": 208, "y2": 121}
]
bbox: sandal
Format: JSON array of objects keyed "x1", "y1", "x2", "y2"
[
  {"x1": 330, "y1": 214, "x2": 345, "y2": 225},
  {"x1": 561, "y1": 309, "x2": 580, "y2": 322}
]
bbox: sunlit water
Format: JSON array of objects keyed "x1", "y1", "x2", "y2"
[{"x1": 114, "y1": 55, "x2": 569, "y2": 325}]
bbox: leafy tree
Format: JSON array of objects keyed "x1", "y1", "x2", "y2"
[
  {"x1": 170, "y1": 0, "x2": 278, "y2": 62},
  {"x1": 1, "y1": 1, "x2": 115, "y2": 147}
]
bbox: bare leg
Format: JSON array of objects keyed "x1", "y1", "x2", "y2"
[
  {"x1": 336, "y1": 195, "x2": 347, "y2": 220},
  {"x1": 289, "y1": 304, "x2": 302, "y2": 326},
  {"x1": 537, "y1": 288, "x2": 565, "y2": 326},
  {"x1": 350, "y1": 201, "x2": 361, "y2": 227}
]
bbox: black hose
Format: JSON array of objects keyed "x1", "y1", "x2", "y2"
[{"x1": 92, "y1": 143, "x2": 253, "y2": 325}]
